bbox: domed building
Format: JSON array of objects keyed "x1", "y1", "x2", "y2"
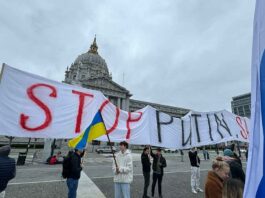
[
  {"x1": 64, "y1": 37, "x2": 189, "y2": 117},
  {"x1": 64, "y1": 37, "x2": 131, "y2": 111},
  {"x1": 0, "y1": 37, "x2": 189, "y2": 155}
]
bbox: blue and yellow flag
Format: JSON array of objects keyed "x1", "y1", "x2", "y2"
[{"x1": 68, "y1": 111, "x2": 106, "y2": 149}]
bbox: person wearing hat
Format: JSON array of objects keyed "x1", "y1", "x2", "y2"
[
  {"x1": 223, "y1": 149, "x2": 245, "y2": 183},
  {"x1": 150, "y1": 147, "x2": 167, "y2": 198},
  {"x1": 66, "y1": 148, "x2": 84, "y2": 198},
  {"x1": 0, "y1": 145, "x2": 16, "y2": 198}
]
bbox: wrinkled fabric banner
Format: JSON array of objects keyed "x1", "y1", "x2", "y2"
[{"x1": 0, "y1": 64, "x2": 249, "y2": 148}]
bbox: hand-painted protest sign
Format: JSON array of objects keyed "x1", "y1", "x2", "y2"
[{"x1": 0, "y1": 64, "x2": 249, "y2": 148}]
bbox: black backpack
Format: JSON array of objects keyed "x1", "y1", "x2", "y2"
[{"x1": 62, "y1": 151, "x2": 73, "y2": 179}]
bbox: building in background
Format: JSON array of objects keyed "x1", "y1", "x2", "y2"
[
  {"x1": 64, "y1": 37, "x2": 189, "y2": 118},
  {"x1": 64, "y1": 37, "x2": 132, "y2": 111},
  {"x1": 0, "y1": 37, "x2": 189, "y2": 148},
  {"x1": 231, "y1": 93, "x2": 251, "y2": 118}
]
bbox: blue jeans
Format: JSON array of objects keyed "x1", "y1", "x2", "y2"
[
  {"x1": 67, "y1": 178, "x2": 79, "y2": 198},
  {"x1": 114, "y1": 183, "x2": 130, "y2": 198}
]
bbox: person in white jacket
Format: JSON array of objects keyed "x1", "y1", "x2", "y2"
[{"x1": 112, "y1": 141, "x2": 133, "y2": 198}]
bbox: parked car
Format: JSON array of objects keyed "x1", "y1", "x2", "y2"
[
  {"x1": 96, "y1": 146, "x2": 117, "y2": 154},
  {"x1": 164, "y1": 148, "x2": 178, "y2": 153},
  {"x1": 240, "y1": 148, "x2": 247, "y2": 153}
]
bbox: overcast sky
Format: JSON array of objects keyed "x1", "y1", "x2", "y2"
[{"x1": 0, "y1": 0, "x2": 255, "y2": 112}]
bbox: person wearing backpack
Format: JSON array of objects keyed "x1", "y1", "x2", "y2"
[{"x1": 65, "y1": 149, "x2": 83, "y2": 198}]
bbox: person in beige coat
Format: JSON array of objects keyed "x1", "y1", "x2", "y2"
[{"x1": 112, "y1": 141, "x2": 133, "y2": 198}]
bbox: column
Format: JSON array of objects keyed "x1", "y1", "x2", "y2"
[
  {"x1": 125, "y1": 99, "x2": 129, "y2": 111},
  {"x1": 117, "y1": 98, "x2": 121, "y2": 109},
  {"x1": 42, "y1": 138, "x2": 53, "y2": 162},
  {"x1": 122, "y1": 99, "x2": 126, "y2": 111}
]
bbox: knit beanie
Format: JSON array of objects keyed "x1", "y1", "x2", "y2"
[{"x1": 223, "y1": 149, "x2": 234, "y2": 157}]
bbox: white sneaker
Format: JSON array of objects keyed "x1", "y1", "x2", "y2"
[
  {"x1": 196, "y1": 188, "x2": 204, "y2": 192},
  {"x1": 192, "y1": 189, "x2": 197, "y2": 194}
]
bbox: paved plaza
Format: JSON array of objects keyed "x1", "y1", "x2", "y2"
[{"x1": 4, "y1": 150, "x2": 247, "y2": 198}]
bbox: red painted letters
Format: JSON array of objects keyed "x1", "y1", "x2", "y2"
[
  {"x1": 236, "y1": 116, "x2": 249, "y2": 139},
  {"x1": 126, "y1": 112, "x2": 143, "y2": 140},
  {"x1": 99, "y1": 100, "x2": 120, "y2": 133},
  {"x1": 72, "y1": 90, "x2": 94, "y2": 133},
  {"x1": 20, "y1": 83, "x2": 57, "y2": 131}
]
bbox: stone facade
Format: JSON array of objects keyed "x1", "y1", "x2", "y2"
[
  {"x1": 231, "y1": 93, "x2": 251, "y2": 118},
  {"x1": 129, "y1": 99, "x2": 188, "y2": 118},
  {"x1": 64, "y1": 37, "x2": 189, "y2": 117}
]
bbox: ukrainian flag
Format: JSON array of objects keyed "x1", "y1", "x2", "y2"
[{"x1": 68, "y1": 111, "x2": 107, "y2": 149}]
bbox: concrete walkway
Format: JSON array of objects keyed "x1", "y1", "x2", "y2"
[{"x1": 77, "y1": 172, "x2": 106, "y2": 198}]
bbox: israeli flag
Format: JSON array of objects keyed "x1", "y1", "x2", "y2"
[{"x1": 244, "y1": 0, "x2": 265, "y2": 197}]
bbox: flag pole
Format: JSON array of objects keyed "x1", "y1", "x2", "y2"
[{"x1": 99, "y1": 111, "x2": 118, "y2": 169}]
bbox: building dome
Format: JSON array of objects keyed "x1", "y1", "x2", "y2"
[
  {"x1": 74, "y1": 51, "x2": 108, "y2": 74},
  {"x1": 65, "y1": 37, "x2": 111, "y2": 82}
]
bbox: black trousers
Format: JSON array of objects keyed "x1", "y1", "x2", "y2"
[
  {"x1": 151, "y1": 173, "x2": 163, "y2": 196},
  {"x1": 143, "y1": 171, "x2": 150, "y2": 197}
]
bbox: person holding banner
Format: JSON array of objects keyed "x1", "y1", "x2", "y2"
[
  {"x1": 150, "y1": 147, "x2": 167, "y2": 198},
  {"x1": 113, "y1": 141, "x2": 133, "y2": 198},
  {"x1": 66, "y1": 110, "x2": 108, "y2": 198},
  {"x1": 205, "y1": 157, "x2": 230, "y2": 198},
  {"x1": 141, "y1": 147, "x2": 151, "y2": 198},
  {"x1": 188, "y1": 147, "x2": 203, "y2": 194},
  {"x1": 66, "y1": 148, "x2": 83, "y2": 198}
]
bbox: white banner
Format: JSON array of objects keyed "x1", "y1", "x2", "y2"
[{"x1": 0, "y1": 64, "x2": 249, "y2": 149}]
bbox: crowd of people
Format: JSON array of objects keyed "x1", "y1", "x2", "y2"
[
  {"x1": 62, "y1": 142, "x2": 169, "y2": 198},
  {"x1": 122, "y1": 144, "x2": 245, "y2": 198},
  {"x1": 0, "y1": 143, "x2": 247, "y2": 198},
  {"x1": 187, "y1": 146, "x2": 245, "y2": 198},
  {"x1": 140, "y1": 146, "x2": 245, "y2": 198}
]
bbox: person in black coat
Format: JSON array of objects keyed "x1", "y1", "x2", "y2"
[
  {"x1": 223, "y1": 149, "x2": 245, "y2": 184},
  {"x1": 0, "y1": 145, "x2": 16, "y2": 198},
  {"x1": 150, "y1": 148, "x2": 167, "y2": 198},
  {"x1": 245, "y1": 149, "x2": 248, "y2": 161},
  {"x1": 141, "y1": 147, "x2": 151, "y2": 198},
  {"x1": 66, "y1": 149, "x2": 83, "y2": 198}
]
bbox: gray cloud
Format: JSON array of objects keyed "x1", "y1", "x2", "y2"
[{"x1": 0, "y1": 0, "x2": 255, "y2": 112}]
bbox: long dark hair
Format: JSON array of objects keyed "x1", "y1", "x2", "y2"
[{"x1": 222, "y1": 178, "x2": 244, "y2": 198}]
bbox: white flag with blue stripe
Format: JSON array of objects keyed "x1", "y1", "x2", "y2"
[{"x1": 244, "y1": 0, "x2": 265, "y2": 197}]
